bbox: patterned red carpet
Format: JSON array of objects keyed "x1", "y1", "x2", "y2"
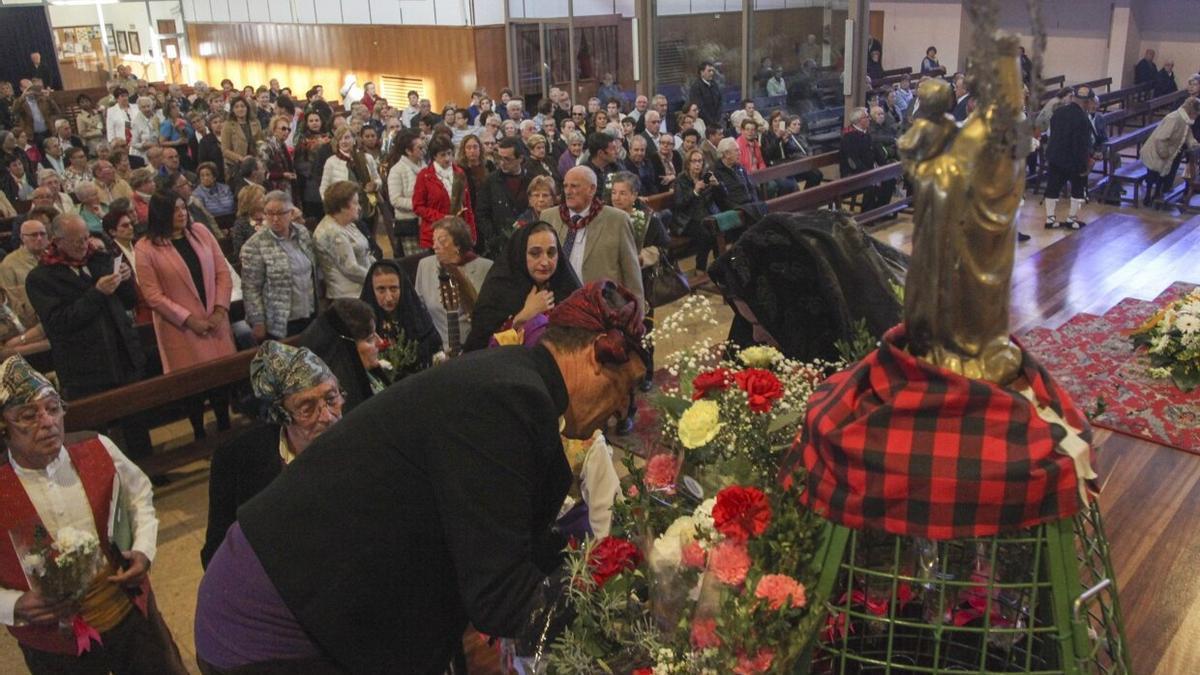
[{"x1": 1020, "y1": 282, "x2": 1200, "y2": 454}]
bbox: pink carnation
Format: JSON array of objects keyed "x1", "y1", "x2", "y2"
[
  {"x1": 754, "y1": 574, "x2": 807, "y2": 610},
  {"x1": 709, "y1": 540, "x2": 751, "y2": 586},
  {"x1": 626, "y1": 484, "x2": 640, "y2": 498},
  {"x1": 644, "y1": 453, "x2": 679, "y2": 490},
  {"x1": 733, "y1": 648, "x2": 775, "y2": 675},
  {"x1": 681, "y1": 540, "x2": 707, "y2": 569},
  {"x1": 690, "y1": 617, "x2": 722, "y2": 650}
]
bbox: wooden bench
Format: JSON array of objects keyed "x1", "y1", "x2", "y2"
[
  {"x1": 1091, "y1": 122, "x2": 1158, "y2": 205},
  {"x1": 1041, "y1": 75, "x2": 1067, "y2": 90},
  {"x1": 1075, "y1": 77, "x2": 1113, "y2": 93},
  {"x1": 1098, "y1": 82, "x2": 1153, "y2": 111}
]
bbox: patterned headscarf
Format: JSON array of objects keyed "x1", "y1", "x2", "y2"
[
  {"x1": 250, "y1": 341, "x2": 335, "y2": 424},
  {"x1": 0, "y1": 355, "x2": 56, "y2": 410},
  {"x1": 547, "y1": 280, "x2": 648, "y2": 367}
]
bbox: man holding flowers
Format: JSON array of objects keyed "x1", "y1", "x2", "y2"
[{"x1": 0, "y1": 355, "x2": 186, "y2": 673}]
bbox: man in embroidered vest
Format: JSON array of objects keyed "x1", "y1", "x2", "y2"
[{"x1": 0, "y1": 355, "x2": 186, "y2": 673}]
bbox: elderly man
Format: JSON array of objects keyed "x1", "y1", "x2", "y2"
[
  {"x1": 0, "y1": 355, "x2": 187, "y2": 674},
  {"x1": 93, "y1": 159, "x2": 133, "y2": 206},
  {"x1": 0, "y1": 218, "x2": 49, "y2": 329},
  {"x1": 196, "y1": 282, "x2": 648, "y2": 672},
  {"x1": 506, "y1": 99, "x2": 526, "y2": 123},
  {"x1": 36, "y1": 170, "x2": 77, "y2": 215},
  {"x1": 1134, "y1": 50, "x2": 1157, "y2": 86},
  {"x1": 74, "y1": 181, "x2": 107, "y2": 232},
  {"x1": 39, "y1": 137, "x2": 67, "y2": 177},
  {"x1": 542, "y1": 166, "x2": 645, "y2": 311},
  {"x1": 627, "y1": 94, "x2": 649, "y2": 126},
  {"x1": 1043, "y1": 87, "x2": 1095, "y2": 230},
  {"x1": 201, "y1": 341, "x2": 342, "y2": 568},
  {"x1": 638, "y1": 110, "x2": 663, "y2": 150},
  {"x1": 622, "y1": 135, "x2": 660, "y2": 194},
  {"x1": 25, "y1": 213, "x2": 144, "y2": 401},
  {"x1": 13, "y1": 84, "x2": 60, "y2": 145},
  {"x1": 713, "y1": 136, "x2": 767, "y2": 219},
  {"x1": 1155, "y1": 60, "x2": 1178, "y2": 97}
]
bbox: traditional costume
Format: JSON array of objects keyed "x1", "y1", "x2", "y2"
[{"x1": 0, "y1": 356, "x2": 185, "y2": 673}]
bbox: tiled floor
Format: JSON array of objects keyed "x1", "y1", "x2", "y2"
[{"x1": 0, "y1": 195, "x2": 1184, "y2": 673}]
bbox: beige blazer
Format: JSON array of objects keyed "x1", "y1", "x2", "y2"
[
  {"x1": 1141, "y1": 108, "x2": 1200, "y2": 175},
  {"x1": 541, "y1": 204, "x2": 646, "y2": 311}
]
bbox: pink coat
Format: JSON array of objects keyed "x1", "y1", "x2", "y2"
[{"x1": 134, "y1": 225, "x2": 235, "y2": 372}]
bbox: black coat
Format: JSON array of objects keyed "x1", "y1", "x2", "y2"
[
  {"x1": 201, "y1": 423, "x2": 283, "y2": 569},
  {"x1": 297, "y1": 308, "x2": 386, "y2": 414},
  {"x1": 674, "y1": 172, "x2": 721, "y2": 233},
  {"x1": 1046, "y1": 102, "x2": 1092, "y2": 175},
  {"x1": 26, "y1": 252, "x2": 145, "y2": 399},
  {"x1": 476, "y1": 168, "x2": 533, "y2": 256},
  {"x1": 713, "y1": 161, "x2": 759, "y2": 211},
  {"x1": 1154, "y1": 68, "x2": 1178, "y2": 97},
  {"x1": 839, "y1": 127, "x2": 875, "y2": 176},
  {"x1": 359, "y1": 259, "x2": 443, "y2": 375},
  {"x1": 689, "y1": 78, "x2": 723, "y2": 128},
  {"x1": 1134, "y1": 59, "x2": 1157, "y2": 85},
  {"x1": 237, "y1": 345, "x2": 572, "y2": 674},
  {"x1": 197, "y1": 133, "x2": 225, "y2": 183}
]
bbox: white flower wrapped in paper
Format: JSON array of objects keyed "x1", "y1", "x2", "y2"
[
  {"x1": 738, "y1": 345, "x2": 782, "y2": 368},
  {"x1": 649, "y1": 515, "x2": 698, "y2": 572},
  {"x1": 52, "y1": 526, "x2": 98, "y2": 560},
  {"x1": 692, "y1": 497, "x2": 716, "y2": 540},
  {"x1": 21, "y1": 553, "x2": 45, "y2": 577},
  {"x1": 678, "y1": 400, "x2": 721, "y2": 449}
]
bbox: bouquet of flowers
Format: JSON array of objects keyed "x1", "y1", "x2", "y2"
[
  {"x1": 1130, "y1": 287, "x2": 1200, "y2": 391},
  {"x1": 540, "y1": 296, "x2": 835, "y2": 673},
  {"x1": 10, "y1": 524, "x2": 102, "y2": 604},
  {"x1": 376, "y1": 329, "x2": 421, "y2": 382}
]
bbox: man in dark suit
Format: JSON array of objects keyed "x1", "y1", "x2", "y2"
[
  {"x1": 839, "y1": 107, "x2": 892, "y2": 210},
  {"x1": 1043, "y1": 86, "x2": 1094, "y2": 230},
  {"x1": 195, "y1": 281, "x2": 648, "y2": 674},
  {"x1": 712, "y1": 137, "x2": 766, "y2": 219},
  {"x1": 25, "y1": 213, "x2": 150, "y2": 457},
  {"x1": 1134, "y1": 49, "x2": 1157, "y2": 85},
  {"x1": 952, "y1": 73, "x2": 971, "y2": 122},
  {"x1": 688, "y1": 61, "x2": 723, "y2": 130},
  {"x1": 475, "y1": 136, "x2": 532, "y2": 257},
  {"x1": 1154, "y1": 60, "x2": 1178, "y2": 97}
]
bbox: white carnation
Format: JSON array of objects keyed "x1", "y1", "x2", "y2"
[{"x1": 693, "y1": 498, "x2": 716, "y2": 539}]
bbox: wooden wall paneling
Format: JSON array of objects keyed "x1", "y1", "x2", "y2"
[
  {"x1": 472, "y1": 25, "x2": 508, "y2": 101},
  {"x1": 187, "y1": 23, "x2": 485, "y2": 107}
]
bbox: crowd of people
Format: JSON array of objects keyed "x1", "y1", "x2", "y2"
[{"x1": 2, "y1": 37, "x2": 1200, "y2": 671}]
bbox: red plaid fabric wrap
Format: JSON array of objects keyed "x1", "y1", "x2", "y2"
[{"x1": 787, "y1": 324, "x2": 1094, "y2": 540}]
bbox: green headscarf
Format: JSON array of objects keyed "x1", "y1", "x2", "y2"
[
  {"x1": 250, "y1": 341, "x2": 335, "y2": 424},
  {"x1": 0, "y1": 355, "x2": 56, "y2": 410}
]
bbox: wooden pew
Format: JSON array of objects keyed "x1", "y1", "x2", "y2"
[
  {"x1": 1075, "y1": 76, "x2": 1113, "y2": 93},
  {"x1": 1098, "y1": 82, "x2": 1153, "y2": 111},
  {"x1": 1137, "y1": 90, "x2": 1188, "y2": 126},
  {"x1": 880, "y1": 67, "x2": 912, "y2": 78},
  {"x1": 1041, "y1": 75, "x2": 1067, "y2": 90},
  {"x1": 1090, "y1": 122, "x2": 1158, "y2": 205}
]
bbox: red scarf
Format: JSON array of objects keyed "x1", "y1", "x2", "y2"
[
  {"x1": 40, "y1": 239, "x2": 101, "y2": 268},
  {"x1": 559, "y1": 197, "x2": 605, "y2": 232}
]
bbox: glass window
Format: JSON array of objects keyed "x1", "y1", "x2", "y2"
[{"x1": 653, "y1": 3, "x2": 743, "y2": 119}]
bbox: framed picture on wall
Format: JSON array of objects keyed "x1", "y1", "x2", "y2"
[
  {"x1": 128, "y1": 32, "x2": 140, "y2": 56},
  {"x1": 116, "y1": 31, "x2": 129, "y2": 55},
  {"x1": 106, "y1": 24, "x2": 116, "y2": 49}
]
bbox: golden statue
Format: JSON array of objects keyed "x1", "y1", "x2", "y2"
[{"x1": 899, "y1": 32, "x2": 1030, "y2": 384}]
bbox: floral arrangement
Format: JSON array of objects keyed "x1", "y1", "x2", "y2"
[
  {"x1": 540, "y1": 296, "x2": 835, "y2": 673},
  {"x1": 376, "y1": 329, "x2": 421, "y2": 382},
  {"x1": 1130, "y1": 287, "x2": 1200, "y2": 391},
  {"x1": 13, "y1": 524, "x2": 102, "y2": 603}
]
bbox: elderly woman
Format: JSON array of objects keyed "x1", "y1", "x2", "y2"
[
  {"x1": 514, "y1": 174, "x2": 558, "y2": 232},
  {"x1": 314, "y1": 180, "x2": 375, "y2": 300},
  {"x1": 61, "y1": 146, "x2": 94, "y2": 196},
  {"x1": 229, "y1": 183, "x2": 266, "y2": 262},
  {"x1": 241, "y1": 190, "x2": 319, "y2": 341},
  {"x1": 319, "y1": 126, "x2": 380, "y2": 211},
  {"x1": 413, "y1": 136, "x2": 476, "y2": 250},
  {"x1": 221, "y1": 95, "x2": 264, "y2": 179},
  {"x1": 102, "y1": 205, "x2": 137, "y2": 270},
  {"x1": 201, "y1": 341, "x2": 343, "y2": 568},
  {"x1": 558, "y1": 130, "x2": 585, "y2": 178},
  {"x1": 74, "y1": 181, "x2": 107, "y2": 233},
  {"x1": 129, "y1": 166, "x2": 157, "y2": 228},
  {"x1": 129, "y1": 96, "x2": 161, "y2": 166},
  {"x1": 299, "y1": 298, "x2": 390, "y2": 414},
  {"x1": 358, "y1": 258, "x2": 443, "y2": 375},
  {"x1": 261, "y1": 115, "x2": 298, "y2": 198},
  {"x1": 413, "y1": 216, "x2": 492, "y2": 355},
  {"x1": 194, "y1": 161, "x2": 237, "y2": 228},
  {"x1": 136, "y1": 189, "x2": 235, "y2": 439},
  {"x1": 525, "y1": 134, "x2": 558, "y2": 184}
]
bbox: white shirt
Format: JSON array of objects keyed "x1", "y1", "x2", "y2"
[
  {"x1": 129, "y1": 110, "x2": 162, "y2": 158},
  {"x1": 1, "y1": 436, "x2": 159, "y2": 626},
  {"x1": 105, "y1": 104, "x2": 133, "y2": 144},
  {"x1": 566, "y1": 207, "x2": 591, "y2": 280}
]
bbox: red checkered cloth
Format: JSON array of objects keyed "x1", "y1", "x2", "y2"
[{"x1": 784, "y1": 324, "x2": 1095, "y2": 540}]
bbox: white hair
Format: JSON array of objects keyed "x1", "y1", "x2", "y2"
[
  {"x1": 507, "y1": 99, "x2": 523, "y2": 110},
  {"x1": 716, "y1": 137, "x2": 739, "y2": 155},
  {"x1": 849, "y1": 107, "x2": 870, "y2": 125}
]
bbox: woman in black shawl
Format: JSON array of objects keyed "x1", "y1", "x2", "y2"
[
  {"x1": 463, "y1": 221, "x2": 580, "y2": 352},
  {"x1": 359, "y1": 259, "x2": 443, "y2": 377},
  {"x1": 297, "y1": 299, "x2": 388, "y2": 413}
]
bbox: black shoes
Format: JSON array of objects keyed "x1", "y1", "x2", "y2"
[
  {"x1": 1044, "y1": 218, "x2": 1057, "y2": 229},
  {"x1": 1018, "y1": 231, "x2": 1031, "y2": 242}
]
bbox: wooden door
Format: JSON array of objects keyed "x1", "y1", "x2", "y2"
[{"x1": 157, "y1": 20, "x2": 181, "y2": 84}]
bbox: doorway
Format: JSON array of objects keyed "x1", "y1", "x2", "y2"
[
  {"x1": 157, "y1": 19, "x2": 181, "y2": 84},
  {"x1": 510, "y1": 20, "x2": 572, "y2": 109}
]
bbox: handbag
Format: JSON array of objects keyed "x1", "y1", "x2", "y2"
[{"x1": 643, "y1": 252, "x2": 691, "y2": 308}]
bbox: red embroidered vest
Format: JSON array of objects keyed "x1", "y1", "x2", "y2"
[{"x1": 0, "y1": 437, "x2": 146, "y2": 654}]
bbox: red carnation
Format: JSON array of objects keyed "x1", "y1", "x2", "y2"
[
  {"x1": 733, "y1": 368, "x2": 784, "y2": 413},
  {"x1": 586, "y1": 537, "x2": 642, "y2": 588},
  {"x1": 691, "y1": 368, "x2": 732, "y2": 400},
  {"x1": 712, "y1": 486, "x2": 772, "y2": 542},
  {"x1": 632, "y1": 669, "x2": 654, "y2": 675},
  {"x1": 690, "y1": 617, "x2": 722, "y2": 650}
]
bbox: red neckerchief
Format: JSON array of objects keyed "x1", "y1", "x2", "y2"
[
  {"x1": 40, "y1": 240, "x2": 100, "y2": 268},
  {"x1": 559, "y1": 197, "x2": 604, "y2": 232}
]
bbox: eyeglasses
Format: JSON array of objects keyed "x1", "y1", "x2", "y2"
[
  {"x1": 7, "y1": 398, "x2": 67, "y2": 430},
  {"x1": 287, "y1": 389, "x2": 345, "y2": 425},
  {"x1": 264, "y1": 209, "x2": 291, "y2": 218}
]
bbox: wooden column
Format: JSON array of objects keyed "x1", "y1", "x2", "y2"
[{"x1": 844, "y1": 0, "x2": 871, "y2": 124}]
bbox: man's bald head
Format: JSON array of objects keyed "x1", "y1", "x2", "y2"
[
  {"x1": 563, "y1": 166, "x2": 598, "y2": 211},
  {"x1": 19, "y1": 218, "x2": 49, "y2": 256}
]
